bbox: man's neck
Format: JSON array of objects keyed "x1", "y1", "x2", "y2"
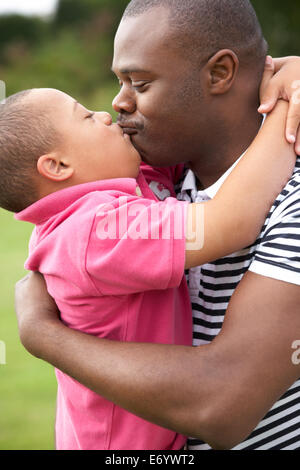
[{"x1": 190, "y1": 111, "x2": 263, "y2": 190}]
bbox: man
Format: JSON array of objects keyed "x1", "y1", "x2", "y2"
[{"x1": 16, "y1": 0, "x2": 300, "y2": 449}]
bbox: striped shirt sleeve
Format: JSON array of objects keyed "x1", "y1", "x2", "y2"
[{"x1": 249, "y1": 173, "x2": 300, "y2": 285}]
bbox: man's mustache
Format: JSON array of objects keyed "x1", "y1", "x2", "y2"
[{"x1": 117, "y1": 118, "x2": 144, "y2": 131}]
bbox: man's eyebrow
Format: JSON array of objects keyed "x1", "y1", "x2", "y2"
[{"x1": 111, "y1": 66, "x2": 151, "y2": 75}]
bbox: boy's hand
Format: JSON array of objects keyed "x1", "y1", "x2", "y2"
[
  {"x1": 258, "y1": 56, "x2": 300, "y2": 154},
  {"x1": 15, "y1": 272, "x2": 60, "y2": 357}
]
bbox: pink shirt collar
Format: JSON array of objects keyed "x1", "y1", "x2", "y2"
[{"x1": 15, "y1": 177, "x2": 140, "y2": 225}]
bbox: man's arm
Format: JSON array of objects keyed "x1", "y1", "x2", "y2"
[{"x1": 15, "y1": 271, "x2": 300, "y2": 450}]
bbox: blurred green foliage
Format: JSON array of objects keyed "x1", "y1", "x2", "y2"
[
  {"x1": 252, "y1": 0, "x2": 300, "y2": 56},
  {"x1": 0, "y1": 0, "x2": 299, "y2": 450},
  {"x1": 0, "y1": 0, "x2": 298, "y2": 110},
  {"x1": 0, "y1": 0, "x2": 129, "y2": 112},
  {"x1": 54, "y1": 0, "x2": 128, "y2": 31}
]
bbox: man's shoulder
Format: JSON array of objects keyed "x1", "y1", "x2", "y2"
[
  {"x1": 266, "y1": 158, "x2": 300, "y2": 224},
  {"x1": 249, "y1": 158, "x2": 300, "y2": 285}
]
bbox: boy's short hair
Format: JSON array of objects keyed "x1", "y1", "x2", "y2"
[{"x1": 0, "y1": 89, "x2": 58, "y2": 213}]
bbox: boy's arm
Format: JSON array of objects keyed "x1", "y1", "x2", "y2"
[
  {"x1": 259, "y1": 55, "x2": 300, "y2": 153},
  {"x1": 185, "y1": 100, "x2": 295, "y2": 269}
]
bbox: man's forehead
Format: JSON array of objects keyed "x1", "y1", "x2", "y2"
[
  {"x1": 113, "y1": 11, "x2": 175, "y2": 73},
  {"x1": 116, "y1": 6, "x2": 171, "y2": 41}
]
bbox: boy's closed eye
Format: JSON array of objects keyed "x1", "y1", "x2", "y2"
[{"x1": 85, "y1": 112, "x2": 95, "y2": 120}]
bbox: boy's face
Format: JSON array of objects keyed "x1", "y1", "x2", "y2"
[{"x1": 32, "y1": 89, "x2": 141, "y2": 183}]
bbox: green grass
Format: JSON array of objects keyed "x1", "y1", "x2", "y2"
[{"x1": 0, "y1": 209, "x2": 57, "y2": 450}]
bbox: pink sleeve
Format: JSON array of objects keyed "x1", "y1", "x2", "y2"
[
  {"x1": 140, "y1": 162, "x2": 185, "y2": 198},
  {"x1": 85, "y1": 195, "x2": 189, "y2": 296}
]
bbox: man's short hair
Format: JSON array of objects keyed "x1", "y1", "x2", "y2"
[
  {"x1": 0, "y1": 90, "x2": 58, "y2": 213},
  {"x1": 123, "y1": 0, "x2": 267, "y2": 67}
]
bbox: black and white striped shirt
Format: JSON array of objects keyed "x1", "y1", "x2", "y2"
[{"x1": 177, "y1": 157, "x2": 300, "y2": 450}]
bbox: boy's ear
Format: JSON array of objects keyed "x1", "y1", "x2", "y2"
[
  {"x1": 37, "y1": 153, "x2": 74, "y2": 182},
  {"x1": 204, "y1": 49, "x2": 239, "y2": 95}
]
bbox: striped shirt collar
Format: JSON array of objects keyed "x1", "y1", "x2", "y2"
[{"x1": 180, "y1": 155, "x2": 244, "y2": 201}]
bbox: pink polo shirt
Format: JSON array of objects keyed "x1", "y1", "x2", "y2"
[{"x1": 16, "y1": 168, "x2": 192, "y2": 450}]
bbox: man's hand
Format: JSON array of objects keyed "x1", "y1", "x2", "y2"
[
  {"x1": 13, "y1": 270, "x2": 300, "y2": 449},
  {"x1": 15, "y1": 272, "x2": 60, "y2": 357},
  {"x1": 259, "y1": 55, "x2": 300, "y2": 154}
]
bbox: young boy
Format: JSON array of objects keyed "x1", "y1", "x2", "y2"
[{"x1": 0, "y1": 88, "x2": 295, "y2": 450}]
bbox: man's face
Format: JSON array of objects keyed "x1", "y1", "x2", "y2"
[{"x1": 112, "y1": 8, "x2": 207, "y2": 168}]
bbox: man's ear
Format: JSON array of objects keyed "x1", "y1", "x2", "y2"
[
  {"x1": 37, "y1": 153, "x2": 74, "y2": 182},
  {"x1": 204, "y1": 49, "x2": 239, "y2": 95}
]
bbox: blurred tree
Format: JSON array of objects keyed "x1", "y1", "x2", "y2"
[
  {"x1": 0, "y1": 0, "x2": 299, "y2": 111},
  {"x1": 252, "y1": 0, "x2": 300, "y2": 56},
  {"x1": 0, "y1": 15, "x2": 49, "y2": 62},
  {"x1": 50, "y1": 0, "x2": 130, "y2": 89},
  {"x1": 54, "y1": 0, "x2": 128, "y2": 34}
]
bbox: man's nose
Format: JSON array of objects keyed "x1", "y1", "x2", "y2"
[{"x1": 112, "y1": 88, "x2": 136, "y2": 114}]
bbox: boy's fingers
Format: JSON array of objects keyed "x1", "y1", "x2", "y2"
[
  {"x1": 258, "y1": 90, "x2": 278, "y2": 114},
  {"x1": 286, "y1": 84, "x2": 300, "y2": 146},
  {"x1": 285, "y1": 110, "x2": 299, "y2": 145},
  {"x1": 295, "y1": 130, "x2": 300, "y2": 156},
  {"x1": 258, "y1": 56, "x2": 277, "y2": 113},
  {"x1": 258, "y1": 82, "x2": 279, "y2": 113}
]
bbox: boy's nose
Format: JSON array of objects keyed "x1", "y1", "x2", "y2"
[{"x1": 96, "y1": 112, "x2": 113, "y2": 125}]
